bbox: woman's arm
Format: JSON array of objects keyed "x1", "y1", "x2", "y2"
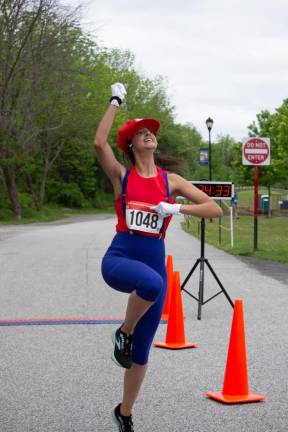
[
  {"x1": 169, "y1": 173, "x2": 223, "y2": 218},
  {"x1": 94, "y1": 84, "x2": 126, "y2": 188}
]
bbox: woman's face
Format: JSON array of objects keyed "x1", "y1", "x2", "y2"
[{"x1": 131, "y1": 128, "x2": 158, "y2": 153}]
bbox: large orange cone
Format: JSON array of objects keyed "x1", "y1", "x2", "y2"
[
  {"x1": 161, "y1": 255, "x2": 174, "y2": 320},
  {"x1": 207, "y1": 299, "x2": 265, "y2": 403},
  {"x1": 154, "y1": 271, "x2": 197, "y2": 349}
]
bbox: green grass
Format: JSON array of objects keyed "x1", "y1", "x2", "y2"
[
  {"x1": 0, "y1": 204, "x2": 115, "y2": 225},
  {"x1": 237, "y1": 187, "x2": 288, "y2": 211},
  {"x1": 182, "y1": 215, "x2": 288, "y2": 263}
]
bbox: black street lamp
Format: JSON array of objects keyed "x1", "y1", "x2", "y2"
[{"x1": 205, "y1": 117, "x2": 214, "y2": 181}]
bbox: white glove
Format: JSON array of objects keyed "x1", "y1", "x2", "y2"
[
  {"x1": 110, "y1": 82, "x2": 127, "y2": 107},
  {"x1": 151, "y1": 202, "x2": 182, "y2": 217}
]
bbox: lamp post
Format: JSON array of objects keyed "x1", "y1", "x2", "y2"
[{"x1": 205, "y1": 117, "x2": 214, "y2": 181}]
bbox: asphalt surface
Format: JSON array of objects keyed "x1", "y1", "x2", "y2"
[{"x1": 0, "y1": 214, "x2": 287, "y2": 432}]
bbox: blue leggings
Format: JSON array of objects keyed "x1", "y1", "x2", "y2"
[{"x1": 101, "y1": 232, "x2": 167, "y2": 365}]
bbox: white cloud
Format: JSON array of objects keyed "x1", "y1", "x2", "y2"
[{"x1": 64, "y1": 0, "x2": 288, "y2": 140}]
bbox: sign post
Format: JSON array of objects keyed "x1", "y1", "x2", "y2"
[
  {"x1": 253, "y1": 166, "x2": 259, "y2": 249},
  {"x1": 242, "y1": 137, "x2": 270, "y2": 250}
]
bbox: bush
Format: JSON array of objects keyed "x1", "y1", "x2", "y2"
[
  {"x1": 19, "y1": 192, "x2": 35, "y2": 209},
  {"x1": 93, "y1": 191, "x2": 114, "y2": 208},
  {"x1": 53, "y1": 183, "x2": 85, "y2": 208}
]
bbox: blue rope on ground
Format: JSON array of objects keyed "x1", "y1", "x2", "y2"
[{"x1": 0, "y1": 319, "x2": 167, "y2": 327}]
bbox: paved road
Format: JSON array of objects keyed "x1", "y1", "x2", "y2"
[{"x1": 0, "y1": 215, "x2": 287, "y2": 432}]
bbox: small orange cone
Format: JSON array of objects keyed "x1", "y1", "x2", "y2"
[
  {"x1": 207, "y1": 299, "x2": 265, "y2": 403},
  {"x1": 161, "y1": 255, "x2": 174, "y2": 320},
  {"x1": 154, "y1": 271, "x2": 197, "y2": 349}
]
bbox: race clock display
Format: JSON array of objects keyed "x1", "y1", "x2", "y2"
[{"x1": 192, "y1": 181, "x2": 234, "y2": 200}]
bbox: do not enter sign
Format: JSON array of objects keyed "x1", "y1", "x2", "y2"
[{"x1": 242, "y1": 137, "x2": 270, "y2": 166}]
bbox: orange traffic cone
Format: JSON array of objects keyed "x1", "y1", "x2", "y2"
[
  {"x1": 161, "y1": 255, "x2": 174, "y2": 320},
  {"x1": 207, "y1": 299, "x2": 265, "y2": 403},
  {"x1": 154, "y1": 271, "x2": 197, "y2": 349}
]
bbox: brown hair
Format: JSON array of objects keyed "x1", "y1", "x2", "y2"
[{"x1": 124, "y1": 141, "x2": 187, "y2": 175}]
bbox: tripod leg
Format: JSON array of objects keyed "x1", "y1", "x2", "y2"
[
  {"x1": 198, "y1": 259, "x2": 205, "y2": 320},
  {"x1": 181, "y1": 259, "x2": 200, "y2": 291},
  {"x1": 205, "y1": 259, "x2": 234, "y2": 308}
]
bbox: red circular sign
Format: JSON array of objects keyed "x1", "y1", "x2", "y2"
[{"x1": 243, "y1": 138, "x2": 270, "y2": 165}]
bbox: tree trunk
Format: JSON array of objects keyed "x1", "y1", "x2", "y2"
[
  {"x1": 25, "y1": 174, "x2": 42, "y2": 210},
  {"x1": 1, "y1": 165, "x2": 22, "y2": 219},
  {"x1": 39, "y1": 161, "x2": 49, "y2": 208}
]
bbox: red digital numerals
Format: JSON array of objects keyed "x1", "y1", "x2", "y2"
[{"x1": 196, "y1": 183, "x2": 231, "y2": 198}]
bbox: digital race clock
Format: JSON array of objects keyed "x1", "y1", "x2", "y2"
[{"x1": 192, "y1": 181, "x2": 234, "y2": 200}]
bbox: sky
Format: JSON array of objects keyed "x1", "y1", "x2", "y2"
[{"x1": 64, "y1": 0, "x2": 288, "y2": 141}]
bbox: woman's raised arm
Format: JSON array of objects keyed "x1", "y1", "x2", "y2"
[{"x1": 94, "y1": 83, "x2": 126, "y2": 184}]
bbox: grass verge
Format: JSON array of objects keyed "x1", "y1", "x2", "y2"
[
  {"x1": 182, "y1": 215, "x2": 288, "y2": 263},
  {"x1": 0, "y1": 205, "x2": 115, "y2": 225}
]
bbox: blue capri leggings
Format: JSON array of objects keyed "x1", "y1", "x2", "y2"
[{"x1": 101, "y1": 232, "x2": 167, "y2": 365}]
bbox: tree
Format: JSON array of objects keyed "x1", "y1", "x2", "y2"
[
  {"x1": 1, "y1": 5, "x2": 208, "y2": 216},
  {"x1": 0, "y1": 0, "x2": 85, "y2": 217},
  {"x1": 244, "y1": 102, "x2": 288, "y2": 189},
  {"x1": 269, "y1": 99, "x2": 288, "y2": 185}
]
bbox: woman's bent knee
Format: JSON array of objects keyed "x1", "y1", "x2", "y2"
[{"x1": 136, "y1": 272, "x2": 164, "y2": 302}]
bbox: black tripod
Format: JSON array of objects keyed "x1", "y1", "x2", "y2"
[{"x1": 181, "y1": 218, "x2": 234, "y2": 320}]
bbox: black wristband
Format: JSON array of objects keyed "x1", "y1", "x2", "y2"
[{"x1": 109, "y1": 96, "x2": 122, "y2": 105}]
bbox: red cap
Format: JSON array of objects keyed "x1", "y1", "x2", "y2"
[{"x1": 117, "y1": 118, "x2": 160, "y2": 153}]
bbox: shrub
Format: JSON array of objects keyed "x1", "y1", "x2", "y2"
[{"x1": 53, "y1": 183, "x2": 85, "y2": 208}]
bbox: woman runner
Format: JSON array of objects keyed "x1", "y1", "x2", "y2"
[{"x1": 94, "y1": 83, "x2": 223, "y2": 432}]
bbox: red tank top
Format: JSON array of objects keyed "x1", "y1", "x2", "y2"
[{"x1": 115, "y1": 166, "x2": 175, "y2": 238}]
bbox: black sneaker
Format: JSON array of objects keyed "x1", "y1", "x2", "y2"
[
  {"x1": 112, "y1": 404, "x2": 134, "y2": 432},
  {"x1": 112, "y1": 326, "x2": 133, "y2": 369}
]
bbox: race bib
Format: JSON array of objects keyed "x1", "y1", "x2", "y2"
[{"x1": 126, "y1": 201, "x2": 164, "y2": 234}]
